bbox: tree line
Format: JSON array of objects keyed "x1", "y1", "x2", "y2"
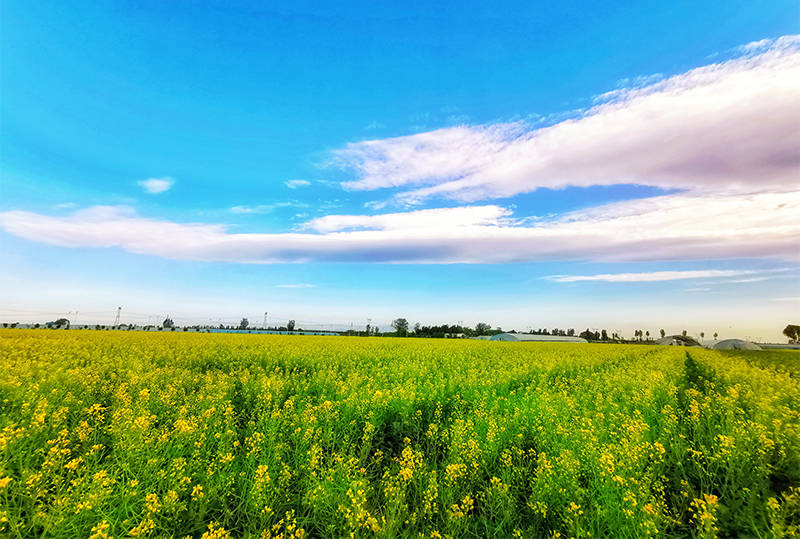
[{"x1": 4, "y1": 318, "x2": 798, "y2": 344}]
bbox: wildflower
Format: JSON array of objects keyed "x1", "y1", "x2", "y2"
[
  {"x1": 88, "y1": 520, "x2": 112, "y2": 539},
  {"x1": 201, "y1": 521, "x2": 230, "y2": 539}
]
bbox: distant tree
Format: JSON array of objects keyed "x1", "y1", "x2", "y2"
[
  {"x1": 567, "y1": 328, "x2": 575, "y2": 336},
  {"x1": 579, "y1": 329, "x2": 600, "y2": 341},
  {"x1": 645, "y1": 330, "x2": 650, "y2": 340},
  {"x1": 414, "y1": 322, "x2": 421, "y2": 334},
  {"x1": 287, "y1": 320, "x2": 296, "y2": 332},
  {"x1": 601, "y1": 329, "x2": 608, "y2": 341},
  {"x1": 392, "y1": 318, "x2": 409, "y2": 336},
  {"x1": 783, "y1": 324, "x2": 800, "y2": 344},
  {"x1": 700, "y1": 332, "x2": 705, "y2": 340},
  {"x1": 54, "y1": 318, "x2": 70, "y2": 329},
  {"x1": 660, "y1": 329, "x2": 666, "y2": 339},
  {"x1": 373, "y1": 326, "x2": 380, "y2": 336},
  {"x1": 473, "y1": 322, "x2": 490, "y2": 336},
  {"x1": 713, "y1": 332, "x2": 718, "y2": 340},
  {"x1": 163, "y1": 317, "x2": 175, "y2": 329},
  {"x1": 681, "y1": 330, "x2": 687, "y2": 337},
  {"x1": 239, "y1": 318, "x2": 249, "y2": 330},
  {"x1": 365, "y1": 323, "x2": 371, "y2": 335}
]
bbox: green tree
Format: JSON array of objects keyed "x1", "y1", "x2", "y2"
[
  {"x1": 54, "y1": 318, "x2": 70, "y2": 329},
  {"x1": 475, "y1": 322, "x2": 491, "y2": 336},
  {"x1": 163, "y1": 317, "x2": 174, "y2": 329},
  {"x1": 783, "y1": 324, "x2": 800, "y2": 343},
  {"x1": 238, "y1": 318, "x2": 249, "y2": 330},
  {"x1": 392, "y1": 318, "x2": 409, "y2": 336},
  {"x1": 287, "y1": 320, "x2": 296, "y2": 332}
]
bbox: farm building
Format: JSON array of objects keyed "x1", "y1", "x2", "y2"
[
  {"x1": 656, "y1": 335, "x2": 702, "y2": 347},
  {"x1": 712, "y1": 339, "x2": 762, "y2": 350},
  {"x1": 489, "y1": 333, "x2": 588, "y2": 343}
]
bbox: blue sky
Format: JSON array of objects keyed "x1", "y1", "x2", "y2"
[{"x1": 1, "y1": 1, "x2": 798, "y2": 340}]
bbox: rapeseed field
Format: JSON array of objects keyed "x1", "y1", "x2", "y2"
[{"x1": 0, "y1": 330, "x2": 798, "y2": 537}]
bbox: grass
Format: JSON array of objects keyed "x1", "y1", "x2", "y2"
[{"x1": 0, "y1": 330, "x2": 799, "y2": 537}]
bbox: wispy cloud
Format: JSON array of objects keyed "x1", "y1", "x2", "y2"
[
  {"x1": 725, "y1": 277, "x2": 771, "y2": 284},
  {"x1": 276, "y1": 283, "x2": 315, "y2": 289},
  {"x1": 770, "y1": 296, "x2": 800, "y2": 302},
  {"x1": 331, "y1": 36, "x2": 800, "y2": 204},
  {"x1": 138, "y1": 177, "x2": 174, "y2": 194},
  {"x1": 1, "y1": 190, "x2": 798, "y2": 264},
  {"x1": 285, "y1": 179, "x2": 311, "y2": 189},
  {"x1": 594, "y1": 73, "x2": 665, "y2": 103},
  {"x1": 230, "y1": 201, "x2": 307, "y2": 214},
  {"x1": 546, "y1": 269, "x2": 761, "y2": 283}
]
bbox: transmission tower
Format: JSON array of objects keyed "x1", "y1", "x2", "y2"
[{"x1": 114, "y1": 306, "x2": 122, "y2": 326}]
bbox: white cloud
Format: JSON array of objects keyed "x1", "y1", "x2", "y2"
[
  {"x1": 285, "y1": 179, "x2": 311, "y2": 189},
  {"x1": 138, "y1": 177, "x2": 174, "y2": 194},
  {"x1": 1, "y1": 190, "x2": 798, "y2": 264},
  {"x1": 331, "y1": 37, "x2": 800, "y2": 204},
  {"x1": 4, "y1": 36, "x2": 799, "y2": 269},
  {"x1": 547, "y1": 269, "x2": 761, "y2": 283},
  {"x1": 736, "y1": 35, "x2": 799, "y2": 54},
  {"x1": 303, "y1": 205, "x2": 512, "y2": 233},
  {"x1": 276, "y1": 284, "x2": 315, "y2": 288}
]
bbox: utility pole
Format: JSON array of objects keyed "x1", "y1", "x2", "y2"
[{"x1": 114, "y1": 306, "x2": 122, "y2": 327}]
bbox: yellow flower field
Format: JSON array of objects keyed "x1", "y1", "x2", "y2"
[{"x1": 1, "y1": 330, "x2": 798, "y2": 537}]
